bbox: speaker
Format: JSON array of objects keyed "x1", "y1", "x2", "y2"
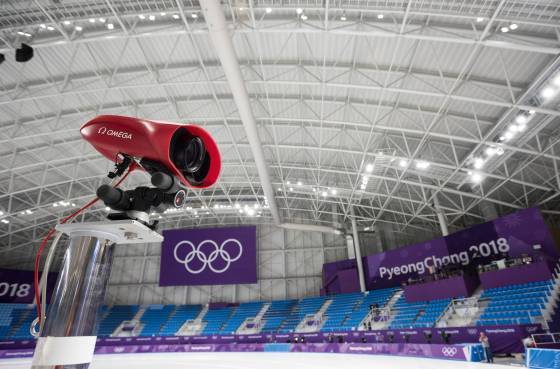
[
  {"x1": 15, "y1": 43, "x2": 33, "y2": 62},
  {"x1": 0, "y1": 54, "x2": 4, "y2": 64}
]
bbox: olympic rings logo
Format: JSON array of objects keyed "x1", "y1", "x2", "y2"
[
  {"x1": 173, "y1": 239, "x2": 243, "y2": 274},
  {"x1": 441, "y1": 347, "x2": 457, "y2": 356}
]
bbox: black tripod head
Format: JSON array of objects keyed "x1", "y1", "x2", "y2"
[{"x1": 97, "y1": 172, "x2": 186, "y2": 229}]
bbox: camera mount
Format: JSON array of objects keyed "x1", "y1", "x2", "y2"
[{"x1": 97, "y1": 170, "x2": 186, "y2": 229}]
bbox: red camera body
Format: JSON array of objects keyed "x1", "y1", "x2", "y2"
[{"x1": 81, "y1": 115, "x2": 221, "y2": 188}]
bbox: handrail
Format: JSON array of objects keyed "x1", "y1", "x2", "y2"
[
  {"x1": 434, "y1": 301, "x2": 452, "y2": 327},
  {"x1": 531, "y1": 332, "x2": 560, "y2": 344}
]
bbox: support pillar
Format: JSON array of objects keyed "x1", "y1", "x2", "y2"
[
  {"x1": 31, "y1": 221, "x2": 162, "y2": 369},
  {"x1": 433, "y1": 193, "x2": 449, "y2": 236},
  {"x1": 350, "y1": 206, "x2": 366, "y2": 293}
]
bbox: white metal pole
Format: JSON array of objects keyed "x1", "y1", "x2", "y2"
[{"x1": 350, "y1": 206, "x2": 366, "y2": 292}]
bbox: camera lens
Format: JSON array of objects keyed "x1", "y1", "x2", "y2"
[
  {"x1": 174, "y1": 137, "x2": 206, "y2": 174},
  {"x1": 171, "y1": 128, "x2": 213, "y2": 186},
  {"x1": 184, "y1": 137, "x2": 205, "y2": 173}
]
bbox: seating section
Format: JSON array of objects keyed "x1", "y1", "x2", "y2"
[
  {"x1": 97, "y1": 305, "x2": 139, "y2": 336},
  {"x1": 0, "y1": 279, "x2": 555, "y2": 340},
  {"x1": 221, "y1": 302, "x2": 263, "y2": 334},
  {"x1": 477, "y1": 280, "x2": 552, "y2": 326},
  {"x1": 139, "y1": 305, "x2": 174, "y2": 336},
  {"x1": 0, "y1": 304, "x2": 35, "y2": 340},
  {"x1": 277, "y1": 296, "x2": 328, "y2": 333},
  {"x1": 160, "y1": 305, "x2": 202, "y2": 336},
  {"x1": 390, "y1": 296, "x2": 450, "y2": 329},
  {"x1": 321, "y1": 292, "x2": 362, "y2": 332},
  {"x1": 261, "y1": 300, "x2": 296, "y2": 333},
  {"x1": 202, "y1": 307, "x2": 235, "y2": 335},
  {"x1": 344, "y1": 288, "x2": 398, "y2": 328}
]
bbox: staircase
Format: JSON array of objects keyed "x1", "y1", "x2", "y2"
[
  {"x1": 256, "y1": 303, "x2": 271, "y2": 321},
  {"x1": 236, "y1": 304, "x2": 271, "y2": 334},
  {"x1": 195, "y1": 305, "x2": 209, "y2": 322},
  {"x1": 543, "y1": 264, "x2": 560, "y2": 330},
  {"x1": 133, "y1": 307, "x2": 147, "y2": 321},
  {"x1": 176, "y1": 305, "x2": 209, "y2": 336},
  {"x1": 111, "y1": 306, "x2": 148, "y2": 337},
  {"x1": 295, "y1": 300, "x2": 332, "y2": 333},
  {"x1": 360, "y1": 290, "x2": 402, "y2": 331},
  {"x1": 436, "y1": 288, "x2": 485, "y2": 328}
]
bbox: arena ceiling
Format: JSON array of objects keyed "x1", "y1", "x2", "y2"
[{"x1": 1, "y1": 0, "x2": 560, "y2": 267}]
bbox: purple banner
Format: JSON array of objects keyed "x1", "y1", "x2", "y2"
[
  {"x1": 326, "y1": 207, "x2": 558, "y2": 289},
  {"x1": 2, "y1": 324, "x2": 538, "y2": 355},
  {"x1": 1, "y1": 343, "x2": 482, "y2": 361},
  {"x1": 159, "y1": 226, "x2": 257, "y2": 286},
  {"x1": 404, "y1": 273, "x2": 480, "y2": 302},
  {"x1": 479, "y1": 260, "x2": 553, "y2": 289},
  {"x1": 0, "y1": 268, "x2": 57, "y2": 303}
]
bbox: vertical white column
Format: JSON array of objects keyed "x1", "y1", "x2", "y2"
[
  {"x1": 433, "y1": 193, "x2": 449, "y2": 236},
  {"x1": 350, "y1": 206, "x2": 366, "y2": 292}
]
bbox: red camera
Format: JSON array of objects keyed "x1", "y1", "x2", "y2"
[{"x1": 81, "y1": 115, "x2": 221, "y2": 188}]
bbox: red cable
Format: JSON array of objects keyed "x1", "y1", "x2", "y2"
[{"x1": 34, "y1": 169, "x2": 132, "y2": 327}]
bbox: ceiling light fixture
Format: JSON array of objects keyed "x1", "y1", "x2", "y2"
[
  {"x1": 266, "y1": 7, "x2": 272, "y2": 13},
  {"x1": 473, "y1": 158, "x2": 484, "y2": 169},
  {"x1": 540, "y1": 87, "x2": 556, "y2": 100},
  {"x1": 377, "y1": 14, "x2": 384, "y2": 19},
  {"x1": 509, "y1": 23, "x2": 518, "y2": 30},
  {"x1": 515, "y1": 115, "x2": 527, "y2": 124},
  {"x1": 471, "y1": 173, "x2": 483, "y2": 183},
  {"x1": 500, "y1": 26, "x2": 509, "y2": 33},
  {"x1": 365, "y1": 163, "x2": 374, "y2": 173}
]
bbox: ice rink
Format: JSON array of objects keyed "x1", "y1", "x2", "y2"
[{"x1": 0, "y1": 352, "x2": 512, "y2": 369}]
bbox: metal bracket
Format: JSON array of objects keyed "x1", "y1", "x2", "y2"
[{"x1": 56, "y1": 220, "x2": 163, "y2": 244}]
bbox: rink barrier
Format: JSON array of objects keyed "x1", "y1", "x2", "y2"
[
  {"x1": 0, "y1": 342, "x2": 485, "y2": 362},
  {"x1": 526, "y1": 348, "x2": 560, "y2": 369},
  {"x1": 0, "y1": 323, "x2": 539, "y2": 355}
]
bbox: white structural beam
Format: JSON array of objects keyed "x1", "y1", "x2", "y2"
[
  {"x1": 279, "y1": 223, "x2": 340, "y2": 234},
  {"x1": 201, "y1": 0, "x2": 280, "y2": 225},
  {"x1": 350, "y1": 206, "x2": 366, "y2": 293},
  {"x1": 1, "y1": 19, "x2": 558, "y2": 55},
  {"x1": 433, "y1": 193, "x2": 449, "y2": 236}
]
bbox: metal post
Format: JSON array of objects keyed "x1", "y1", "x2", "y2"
[
  {"x1": 350, "y1": 206, "x2": 366, "y2": 292},
  {"x1": 32, "y1": 235, "x2": 114, "y2": 369},
  {"x1": 433, "y1": 194, "x2": 449, "y2": 236},
  {"x1": 31, "y1": 220, "x2": 163, "y2": 369}
]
